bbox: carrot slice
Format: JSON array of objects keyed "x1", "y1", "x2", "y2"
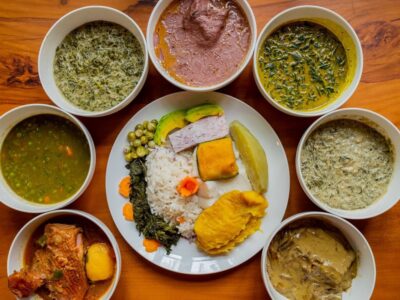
[
  {"x1": 177, "y1": 176, "x2": 199, "y2": 197},
  {"x1": 119, "y1": 176, "x2": 131, "y2": 198},
  {"x1": 143, "y1": 239, "x2": 160, "y2": 252},
  {"x1": 122, "y1": 202, "x2": 134, "y2": 221},
  {"x1": 176, "y1": 216, "x2": 185, "y2": 224},
  {"x1": 66, "y1": 145, "x2": 73, "y2": 156}
]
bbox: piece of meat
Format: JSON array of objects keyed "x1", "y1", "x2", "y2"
[
  {"x1": 168, "y1": 115, "x2": 229, "y2": 152},
  {"x1": 8, "y1": 223, "x2": 89, "y2": 300}
]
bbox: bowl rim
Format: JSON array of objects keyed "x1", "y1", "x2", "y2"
[
  {"x1": 7, "y1": 209, "x2": 122, "y2": 299},
  {"x1": 260, "y1": 211, "x2": 376, "y2": 300},
  {"x1": 295, "y1": 107, "x2": 400, "y2": 219},
  {"x1": 0, "y1": 104, "x2": 96, "y2": 213},
  {"x1": 146, "y1": 0, "x2": 257, "y2": 92},
  {"x1": 253, "y1": 5, "x2": 364, "y2": 117},
  {"x1": 38, "y1": 5, "x2": 149, "y2": 118}
]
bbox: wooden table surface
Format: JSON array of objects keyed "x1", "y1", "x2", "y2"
[{"x1": 0, "y1": 0, "x2": 399, "y2": 299}]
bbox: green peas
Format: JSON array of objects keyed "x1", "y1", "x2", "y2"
[
  {"x1": 124, "y1": 152, "x2": 133, "y2": 162},
  {"x1": 140, "y1": 136, "x2": 148, "y2": 145},
  {"x1": 135, "y1": 124, "x2": 143, "y2": 130},
  {"x1": 135, "y1": 129, "x2": 143, "y2": 138},
  {"x1": 148, "y1": 140, "x2": 156, "y2": 148},
  {"x1": 145, "y1": 131, "x2": 154, "y2": 140},
  {"x1": 127, "y1": 131, "x2": 136, "y2": 142},
  {"x1": 147, "y1": 122, "x2": 156, "y2": 132},
  {"x1": 132, "y1": 139, "x2": 141, "y2": 148},
  {"x1": 136, "y1": 146, "x2": 146, "y2": 158}
]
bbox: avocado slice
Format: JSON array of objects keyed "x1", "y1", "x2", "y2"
[
  {"x1": 185, "y1": 104, "x2": 224, "y2": 123},
  {"x1": 154, "y1": 109, "x2": 188, "y2": 145}
]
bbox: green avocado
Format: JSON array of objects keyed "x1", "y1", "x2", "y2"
[
  {"x1": 154, "y1": 109, "x2": 188, "y2": 145},
  {"x1": 185, "y1": 104, "x2": 224, "y2": 123}
]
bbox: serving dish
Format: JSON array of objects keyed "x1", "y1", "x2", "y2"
[
  {"x1": 38, "y1": 5, "x2": 149, "y2": 117},
  {"x1": 147, "y1": 0, "x2": 257, "y2": 92},
  {"x1": 261, "y1": 211, "x2": 376, "y2": 299},
  {"x1": 0, "y1": 104, "x2": 96, "y2": 213},
  {"x1": 105, "y1": 91, "x2": 290, "y2": 274},
  {"x1": 7, "y1": 209, "x2": 121, "y2": 299},
  {"x1": 296, "y1": 108, "x2": 400, "y2": 219},
  {"x1": 253, "y1": 5, "x2": 363, "y2": 117}
]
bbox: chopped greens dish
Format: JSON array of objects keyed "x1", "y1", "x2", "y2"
[
  {"x1": 258, "y1": 21, "x2": 348, "y2": 111},
  {"x1": 127, "y1": 158, "x2": 180, "y2": 253},
  {"x1": 54, "y1": 21, "x2": 144, "y2": 112}
]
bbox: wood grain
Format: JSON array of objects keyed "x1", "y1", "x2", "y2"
[{"x1": 0, "y1": 0, "x2": 399, "y2": 299}]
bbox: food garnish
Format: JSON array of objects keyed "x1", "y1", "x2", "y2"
[
  {"x1": 195, "y1": 190, "x2": 268, "y2": 255},
  {"x1": 258, "y1": 21, "x2": 349, "y2": 111},
  {"x1": 177, "y1": 176, "x2": 199, "y2": 197},
  {"x1": 267, "y1": 219, "x2": 357, "y2": 300},
  {"x1": 128, "y1": 158, "x2": 180, "y2": 253},
  {"x1": 154, "y1": 109, "x2": 188, "y2": 145},
  {"x1": 230, "y1": 121, "x2": 268, "y2": 193},
  {"x1": 197, "y1": 137, "x2": 238, "y2": 181},
  {"x1": 86, "y1": 243, "x2": 115, "y2": 282},
  {"x1": 143, "y1": 239, "x2": 160, "y2": 253},
  {"x1": 122, "y1": 202, "x2": 134, "y2": 221},
  {"x1": 301, "y1": 119, "x2": 394, "y2": 209},
  {"x1": 169, "y1": 115, "x2": 229, "y2": 153},
  {"x1": 1, "y1": 114, "x2": 90, "y2": 204},
  {"x1": 119, "y1": 176, "x2": 131, "y2": 198},
  {"x1": 185, "y1": 104, "x2": 224, "y2": 123},
  {"x1": 54, "y1": 21, "x2": 144, "y2": 112}
]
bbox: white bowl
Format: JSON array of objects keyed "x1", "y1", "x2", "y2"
[
  {"x1": 0, "y1": 104, "x2": 96, "y2": 213},
  {"x1": 7, "y1": 209, "x2": 121, "y2": 300},
  {"x1": 38, "y1": 6, "x2": 149, "y2": 117},
  {"x1": 296, "y1": 108, "x2": 400, "y2": 219},
  {"x1": 253, "y1": 5, "x2": 363, "y2": 117},
  {"x1": 261, "y1": 212, "x2": 376, "y2": 300},
  {"x1": 147, "y1": 0, "x2": 257, "y2": 92}
]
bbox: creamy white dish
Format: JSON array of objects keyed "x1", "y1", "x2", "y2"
[{"x1": 301, "y1": 119, "x2": 394, "y2": 210}]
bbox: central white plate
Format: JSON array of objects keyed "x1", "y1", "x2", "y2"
[{"x1": 105, "y1": 91, "x2": 290, "y2": 275}]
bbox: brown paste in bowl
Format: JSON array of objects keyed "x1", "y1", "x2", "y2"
[{"x1": 154, "y1": 0, "x2": 251, "y2": 87}]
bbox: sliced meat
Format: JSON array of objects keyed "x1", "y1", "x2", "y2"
[{"x1": 169, "y1": 115, "x2": 229, "y2": 152}]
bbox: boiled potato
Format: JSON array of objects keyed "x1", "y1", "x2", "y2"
[{"x1": 85, "y1": 243, "x2": 114, "y2": 281}]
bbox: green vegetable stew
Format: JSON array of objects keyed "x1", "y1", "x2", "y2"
[
  {"x1": 258, "y1": 21, "x2": 349, "y2": 111},
  {"x1": 1, "y1": 115, "x2": 90, "y2": 204}
]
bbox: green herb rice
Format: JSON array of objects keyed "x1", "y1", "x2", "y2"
[{"x1": 54, "y1": 21, "x2": 144, "y2": 112}]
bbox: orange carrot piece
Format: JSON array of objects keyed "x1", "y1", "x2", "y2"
[
  {"x1": 44, "y1": 196, "x2": 51, "y2": 204},
  {"x1": 176, "y1": 216, "x2": 185, "y2": 224},
  {"x1": 119, "y1": 176, "x2": 131, "y2": 198},
  {"x1": 176, "y1": 176, "x2": 199, "y2": 197},
  {"x1": 65, "y1": 145, "x2": 73, "y2": 156},
  {"x1": 122, "y1": 202, "x2": 134, "y2": 221},
  {"x1": 143, "y1": 239, "x2": 160, "y2": 253}
]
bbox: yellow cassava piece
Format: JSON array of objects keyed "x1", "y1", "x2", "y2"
[{"x1": 85, "y1": 243, "x2": 114, "y2": 282}]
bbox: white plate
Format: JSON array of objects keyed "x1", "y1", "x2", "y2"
[{"x1": 105, "y1": 91, "x2": 290, "y2": 275}]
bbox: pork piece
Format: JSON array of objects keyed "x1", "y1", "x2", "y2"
[{"x1": 8, "y1": 223, "x2": 89, "y2": 299}]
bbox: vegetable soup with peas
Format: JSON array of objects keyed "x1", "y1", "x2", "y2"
[{"x1": 1, "y1": 114, "x2": 90, "y2": 204}]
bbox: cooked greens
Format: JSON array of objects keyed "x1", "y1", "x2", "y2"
[
  {"x1": 54, "y1": 21, "x2": 144, "y2": 112},
  {"x1": 127, "y1": 158, "x2": 180, "y2": 253},
  {"x1": 258, "y1": 21, "x2": 348, "y2": 111}
]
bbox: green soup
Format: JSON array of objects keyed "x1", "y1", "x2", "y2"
[{"x1": 1, "y1": 114, "x2": 90, "y2": 204}]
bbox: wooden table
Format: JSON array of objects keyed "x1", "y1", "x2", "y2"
[{"x1": 0, "y1": 0, "x2": 399, "y2": 299}]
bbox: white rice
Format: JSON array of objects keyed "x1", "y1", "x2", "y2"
[{"x1": 145, "y1": 146, "x2": 203, "y2": 239}]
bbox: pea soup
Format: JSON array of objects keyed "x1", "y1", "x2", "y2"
[{"x1": 1, "y1": 114, "x2": 90, "y2": 204}]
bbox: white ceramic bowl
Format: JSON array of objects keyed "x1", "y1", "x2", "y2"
[
  {"x1": 7, "y1": 209, "x2": 121, "y2": 300},
  {"x1": 0, "y1": 104, "x2": 96, "y2": 213},
  {"x1": 296, "y1": 108, "x2": 400, "y2": 219},
  {"x1": 261, "y1": 211, "x2": 376, "y2": 300},
  {"x1": 39, "y1": 6, "x2": 149, "y2": 117},
  {"x1": 147, "y1": 0, "x2": 257, "y2": 92},
  {"x1": 253, "y1": 5, "x2": 363, "y2": 117}
]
